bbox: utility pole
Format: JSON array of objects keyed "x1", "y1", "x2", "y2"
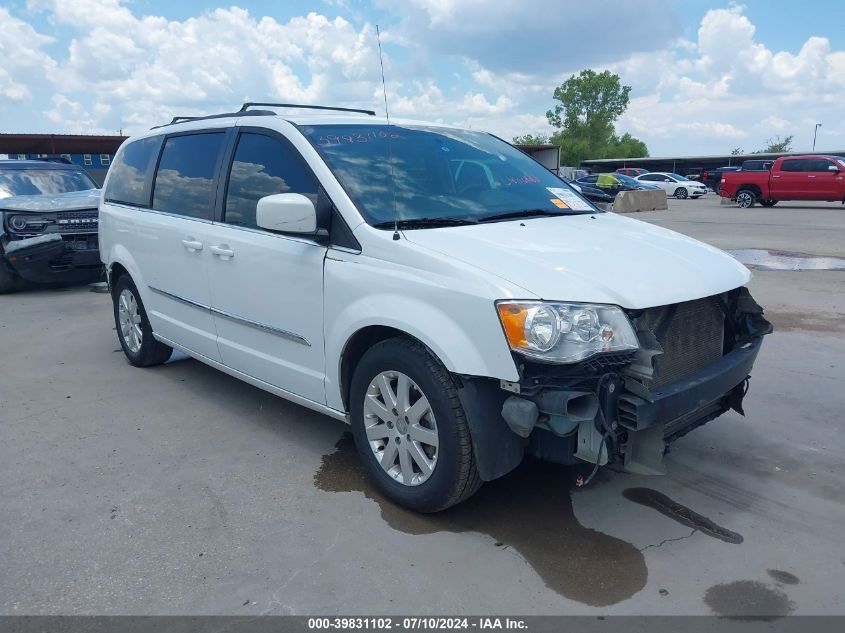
[{"x1": 813, "y1": 123, "x2": 822, "y2": 152}]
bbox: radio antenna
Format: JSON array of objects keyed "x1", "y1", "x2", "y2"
[{"x1": 376, "y1": 24, "x2": 400, "y2": 241}]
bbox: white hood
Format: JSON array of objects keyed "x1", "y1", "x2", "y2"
[
  {"x1": 404, "y1": 212, "x2": 750, "y2": 310},
  {"x1": 0, "y1": 189, "x2": 101, "y2": 213}
]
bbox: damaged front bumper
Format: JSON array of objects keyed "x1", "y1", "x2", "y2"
[
  {"x1": 483, "y1": 287, "x2": 772, "y2": 479},
  {"x1": 2, "y1": 233, "x2": 102, "y2": 284}
]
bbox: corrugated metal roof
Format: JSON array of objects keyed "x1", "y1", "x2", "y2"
[{"x1": 0, "y1": 133, "x2": 127, "y2": 154}]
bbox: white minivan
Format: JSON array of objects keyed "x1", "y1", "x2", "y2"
[{"x1": 99, "y1": 103, "x2": 771, "y2": 512}]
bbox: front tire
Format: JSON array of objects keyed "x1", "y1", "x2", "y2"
[
  {"x1": 674, "y1": 187, "x2": 688, "y2": 199},
  {"x1": 0, "y1": 260, "x2": 19, "y2": 294},
  {"x1": 736, "y1": 189, "x2": 756, "y2": 208},
  {"x1": 112, "y1": 274, "x2": 172, "y2": 367},
  {"x1": 349, "y1": 337, "x2": 481, "y2": 512}
]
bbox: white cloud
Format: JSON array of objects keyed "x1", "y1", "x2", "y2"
[
  {"x1": 0, "y1": 7, "x2": 56, "y2": 104},
  {"x1": 1, "y1": 1, "x2": 843, "y2": 157},
  {"x1": 610, "y1": 6, "x2": 845, "y2": 153}
]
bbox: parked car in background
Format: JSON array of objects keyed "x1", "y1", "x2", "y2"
[
  {"x1": 740, "y1": 159, "x2": 773, "y2": 172},
  {"x1": 702, "y1": 166, "x2": 740, "y2": 190},
  {"x1": 685, "y1": 168, "x2": 703, "y2": 181},
  {"x1": 615, "y1": 167, "x2": 648, "y2": 177},
  {"x1": 559, "y1": 166, "x2": 589, "y2": 181},
  {"x1": 576, "y1": 173, "x2": 660, "y2": 196},
  {"x1": 719, "y1": 155, "x2": 845, "y2": 208},
  {"x1": 636, "y1": 172, "x2": 708, "y2": 199},
  {"x1": 568, "y1": 180, "x2": 615, "y2": 207},
  {"x1": 0, "y1": 160, "x2": 101, "y2": 293},
  {"x1": 99, "y1": 103, "x2": 770, "y2": 512}
]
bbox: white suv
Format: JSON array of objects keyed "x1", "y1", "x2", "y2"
[{"x1": 99, "y1": 103, "x2": 771, "y2": 512}]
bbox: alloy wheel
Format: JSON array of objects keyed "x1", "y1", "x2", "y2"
[
  {"x1": 737, "y1": 192, "x2": 754, "y2": 208},
  {"x1": 118, "y1": 288, "x2": 143, "y2": 353},
  {"x1": 363, "y1": 370, "x2": 439, "y2": 486}
]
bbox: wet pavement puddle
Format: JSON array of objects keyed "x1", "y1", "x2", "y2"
[
  {"x1": 726, "y1": 249, "x2": 845, "y2": 271},
  {"x1": 315, "y1": 433, "x2": 647, "y2": 606},
  {"x1": 704, "y1": 580, "x2": 795, "y2": 619},
  {"x1": 623, "y1": 488, "x2": 744, "y2": 544}
]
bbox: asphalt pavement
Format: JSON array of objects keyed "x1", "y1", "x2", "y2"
[{"x1": 1, "y1": 194, "x2": 843, "y2": 615}]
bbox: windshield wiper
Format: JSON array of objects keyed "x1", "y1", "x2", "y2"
[
  {"x1": 372, "y1": 217, "x2": 479, "y2": 229},
  {"x1": 476, "y1": 209, "x2": 576, "y2": 223}
]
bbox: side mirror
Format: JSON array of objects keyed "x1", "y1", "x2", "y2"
[{"x1": 256, "y1": 193, "x2": 317, "y2": 234}]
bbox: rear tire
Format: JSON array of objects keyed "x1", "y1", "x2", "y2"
[
  {"x1": 349, "y1": 337, "x2": 481, "y2": 512},
  {"x1": 760, "y1": 199, "x2": 778, "y2": 207},
  {"x1": 674, "y1": 187, "x2": 688, "y2": 199},
  {"x1": 736, "y1": 189, "x2": 756, "y2": 208},
  {"x1": 112, "y1": 274, "x2": 172, "y2": 367}
]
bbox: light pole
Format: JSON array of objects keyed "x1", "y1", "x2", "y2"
[{"x1": 813, "y1": 123, "x2": 822, "y2": 151}]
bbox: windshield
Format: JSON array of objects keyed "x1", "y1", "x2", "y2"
[
  {"x1": 300, "y1": 124, "x2": 597, "y2": 226},
  {"x1": 0, "y1": 168, "x2": 97, "y2": 199}
]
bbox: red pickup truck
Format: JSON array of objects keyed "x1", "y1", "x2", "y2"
[{"x1": 719, "y1": 155, "x2": 845, "y2": 208}]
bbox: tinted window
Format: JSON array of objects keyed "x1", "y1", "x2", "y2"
[
  {"x1": 638, "y1": 174, "x2": 657, "y2": 181},
  {"x1": 152, "y1": 133, "x2": 225, "y2": 219},
  {"x1": 224, "y1": 133, "x2": 318, "y2": 229},
  {"x1": 104, "y1": 137, "x2": 160, "y2": 206},
  {"x1": 780, "y1": 159, "x2": 806, "y2": 172},
  {"x1": 806, "y1": 159, "x2": 834, "y2": 172}
]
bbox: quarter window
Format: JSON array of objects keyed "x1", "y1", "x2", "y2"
[
  {"x1": 224, "y1": 133, "x2": 318, "y2": 229},
  {"x1": 104, "y1": 136, "x2": 161, "y2": 207},
  {"x1": 152, "y1": 133, "x2": 226, "y2": 220}
]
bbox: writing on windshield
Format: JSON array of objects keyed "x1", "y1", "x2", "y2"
[{"x1": 300, "y1": 124, "x2": 596, "y2": 226}]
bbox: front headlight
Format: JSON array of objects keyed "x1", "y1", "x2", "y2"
[
  {"x1": 7, "y1": 214, "x2": 51, "y2": 232},
  {"x1": 496, "y1": 301, "x2": 639, "y2": 363}
]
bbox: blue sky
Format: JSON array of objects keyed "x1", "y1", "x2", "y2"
[{"x1": 2, "y1": 1, "x2": 844, "y2": 157}]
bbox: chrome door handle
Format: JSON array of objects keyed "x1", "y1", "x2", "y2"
[
  {"x1": 181, "y1": 239, "x2": 203, "y2": 252},
  {"x1": 772, "y1": 175, "x2": 780, "y2": 178},
  {"x1": 210, "y1": 245, "x2": 235, "y2": 259},
  {"x1": 808, "y1": 175, "x2": 817, "y2": 178}
]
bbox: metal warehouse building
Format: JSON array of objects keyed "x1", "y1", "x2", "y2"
[{"x1": 0, "y1": 134, "x2": 127, "y2": 185}]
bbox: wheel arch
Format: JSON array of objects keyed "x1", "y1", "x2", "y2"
[{"x1": 736, "y1": 184, "x2": 762, "y2": 197}]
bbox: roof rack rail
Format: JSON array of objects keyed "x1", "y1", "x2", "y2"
[
  {"x1": 151, "y1": 109, "x2": 278, "y2": 129},
  {"x1": 239, "y1": 102, "x2": 376, "y2": 116}
]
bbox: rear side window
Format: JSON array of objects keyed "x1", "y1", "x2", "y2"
[
  {"x1": 780, "y1": 159, "x2": 806, "y2": 172},
  {"x1": 223, "y1": 133, "x2": 318, "y2": 229},
  {"x1": 153, "y1": 133, "x2": 225, "y2": 220},
  {"x1": 104, "y1": 137, "x2": 161, "y2": 206}
]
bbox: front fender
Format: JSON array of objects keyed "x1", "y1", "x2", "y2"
[{"x1": 323, "y1": 255, "x2": 520, "y2": 411}]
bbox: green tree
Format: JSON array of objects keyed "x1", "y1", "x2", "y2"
[
  {"x1": 730, "y1": 147, "x2": 743, "y2": 155},
  {"x1": 542, "y1": 69, "x2": 647, "y2": 166},
  {"x1": 512, "y1": 133, "x2": 550, "y2": 145},
  {"x1": 606, "y1": 133, "x2": 649, "y2": 159},
  {"x1": 755, "y1": 135, "x2": 793, "y2": 153}
]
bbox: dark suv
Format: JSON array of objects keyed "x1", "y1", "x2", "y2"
[{"x1": 0, "y1": 160, "x2": 101, "y2": 293}]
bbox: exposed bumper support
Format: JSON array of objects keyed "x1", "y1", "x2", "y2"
[{"x1": 617, "y1": 335, "x2": 763, "y2": 431}]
